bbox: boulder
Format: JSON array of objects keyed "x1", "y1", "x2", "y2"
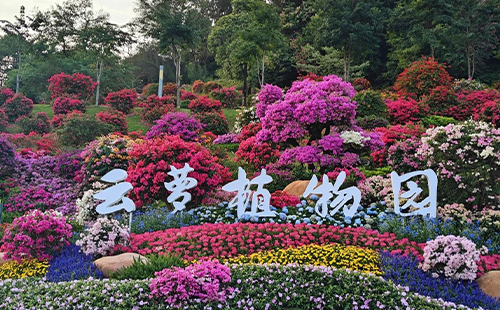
[
  {"x1": 0, "y1": 252, "x2": 9, "y2": 266},
  {"x1": 477, "y1": 270, "x2": 500, "y2": 298},
  {"x1": 283, "y1": 180, "x2": 322, "y2": 198},
  {"x1": 94, "y1": 252, "x2": 149, "y2": 278}
]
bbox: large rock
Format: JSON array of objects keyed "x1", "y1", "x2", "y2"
[
  {"x1": 477, "y1": 270, "x2": 500, "y2": 298},
  {"x1": 0, "y1": 252, "x2": 9, "y2": 266},
  {"x1": 283, "y1": 180, "x2": 322, "y2": 198},
  {"x1": 94, "y1": 253, "x2": 149, "y2": 278}
]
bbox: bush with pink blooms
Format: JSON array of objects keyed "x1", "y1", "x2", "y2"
[
  {"x1": 189, "y1": 96, "x2": 222, "y2": 113},
  {"x1": 1, "y1": 209, "x2": 72, "y2": 262},
  {"x1": 150, "y1": 260, "x2": 233, "y2": 308},
  {"x1": 138, "y1": 95, "x2": 175, "y2": 125},
  {"x1": 104, "y1": 89, "x2": 137, "y2": 114},
  {"x1": 386, "y1": 97, "x2": 429, "y2": 124},
  {"x1": 235, "y1": 136, "x2": 280, "y2": 171},
  {"x1": 96, "y1": 109, "x2": 128, "y2": 133},
  {"x1": 47, "y1": 72, "x2": 96, "y2": 100},
  {"x1": 3, "y1": 94, "x2": 33, "y2": 122},
  {"x1": 0, "y1": 87, "x2": 14, "y2": 106},
  {"x1": 52, "y1": 96, "x2": 86, "y2": 115},
  {"x1": 146, "y1": 112, "x2": 205, "y2": 141},
  {"x1": 75, "y1": 217, "x2": 130, "y2": 257},
  {"x1": 209, "y1": 87, "x2": 242, "y2": 108},
  {"x1": 420, "y1": 235, "x2": 485, "y2": 281}
]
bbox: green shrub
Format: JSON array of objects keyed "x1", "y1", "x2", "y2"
[
  {"x1": 353, "y1": 90, "x2": 387, "y2": 118},
  {"x1": 421, "y1": 115, "x2": 457, "y2": 127},
  {"x1": 110, "y1": 253, "x2": 186, "y2": 280},
  {"x1": 16, "y1": 112, "x2": 51, "y2": 135},
  {"x1": 355, "y1": 116, "x2": 389, "y2": 130},
  {"x1": 359, "y1": 166, "x2": 392, "y2": 178},
  {"x1": 180, "y1": 100, "x2": 190, "y2": 109},
  {"x1": 195, "y1": 112, "x2": 229, "y2": 135},
  {"x1": 56, "y1": 113, "x2": 113, "y2": 148}
]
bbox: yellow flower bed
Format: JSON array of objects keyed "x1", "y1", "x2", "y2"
[
  {"x1": 226, "y1": 244, "x2": 381, "y2": 275},
  {"x1": 0, "y1": 258, "x2": 48, "y2": 279}
]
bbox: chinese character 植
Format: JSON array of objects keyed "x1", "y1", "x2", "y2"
[
  {"x1": 391, "y1": 169, "x2": 438, "y2": 218},
  {"x1": 303, "y1": 171, "x2": 361, "y2": 218},
  {"x1": 164, "y1": 163, "x2": 198, "y2": 213},
  {"x1": 94, "y1": 169, "x2": 136, "y2": 215},
  {"x1": 222, "y1": 167, "x2": 275, "y2": 219}
]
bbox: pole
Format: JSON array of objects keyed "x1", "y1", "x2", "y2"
[{"x1": 158, "y1": 65, "x2": 164, "y2": 97}]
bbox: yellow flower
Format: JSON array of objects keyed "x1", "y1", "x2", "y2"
[{"x1": 0, "y1": 259, "x2": 48, "y2": 279}]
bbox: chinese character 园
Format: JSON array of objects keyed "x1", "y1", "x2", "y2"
[{"x1": 391, "y1": 169, "x2": 438, "y2": 218}]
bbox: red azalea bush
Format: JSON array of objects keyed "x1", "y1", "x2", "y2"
[
  {"x1": 394, "y1": 57, "x2": 452, "y2": 99},
  {"x1": 16, "y1": 112, "x2": 51, "y2": 135},
  {"x1": 104, "y1": 89, "x2": 137, "y2": 114},
  {"x1": 352, "y1": 78, "x2": 372, "y2": 91},
  {"x1": 180, "y1": 90, "x2": 197, "y2": 100},
  {"x1": 96, "y1": 109, "x2": 128, "y2": 133},
  {"x1": 375, "y1": 123, "x2": 425, "y2": 146},
  {"x1": 52, "y1": 96, "x2": 86, "y2": 115},
  {"x1": 128, "y1": 223, "x2": 425, "y2": 261},
  {"x1": 237, "y1": 122, "x2": 262, "y2": 142},
  {"x1": 474, "y1": 100, "x2": 500, "y2": 127},
  {"x1": 421, "y1": 86, "x2": 459, "y2": 116},
  {"x1": 451, "y1": 89, "x2": 500, "y2": 120},
  {"x1": 3, "y1": 94, "x2": 33, "y2": 122},
  {"x1": 189, "y1": 96, "x2": 222, "y2": 114},
  {"x1": 235, "y1": 136, "x2": 280, "y2": 170},
  {"x1": 194, "y1": 111, "x2": 229, "y2": 135},
  {"x1": 387, "y1": 98, "x2": 429, "y2": 124},
  {"x1": 139, "y1": 95, "x2": 175, "y2": 125},
  {"x1": 47, "y1": 72, "x2": 96, "y2": 100},
  {"x1": 270, "y1": 190, "x2": 300, "y2": 209},
  {"x1": 1, "y1": 209, "x2": 72, "y2": 262},
  {"x1": 162, "y1": 82, "x2": 178, "y2": 96},
  {"x1": 209, "y1": 87, "x2": 242, "y2": 108},
  {"x1": 127, "y1": 135, "x2": 231, "y2": 207},
  {"x1": 0, "y1": 87, "x2": 14, "y2": 106},
  {"x1": 4, "y1": 132, "x2": 59, "y2": 154},
  {"x1": 192, "y1": 80, "x2": 205, "y2": 94},
  {"x1": 0, "y1": 109, "x2": 8, "y2": 132}
]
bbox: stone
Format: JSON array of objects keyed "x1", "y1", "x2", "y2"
[
  {"x1": 0, "y1": 252, "x2": 9, "y2": 266},
  {"x1": 477, "y1": 270, "x2": 500, "y2": 298},
  {"x1": 94, "y1": 252, "x2": 149, "y2": 278},
  {"x1": 283, "y1": 180, "x2": 322, "y2": 198}
]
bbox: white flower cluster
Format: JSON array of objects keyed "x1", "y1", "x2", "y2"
[
  {"x1": 75, "y1": 189, "x2": 99, "y2": 225},
  {"x1": 233, "y1": 105, "x2": 258, "y2": 133},
  {"x1": 340, "y1": 131, "x2": 369, "y2": 147},
  {"x1": 76, "y1": 217, "x2": 130, "y2": 257}
]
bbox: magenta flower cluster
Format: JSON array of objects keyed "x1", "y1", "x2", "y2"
[
  {"x1": 150, "y1": 260, "x2": 234, "y2": 308},
  {"x1": 256, "y1": 84, "x2": 283, "y2": 119},
  {"x1": 146, "y1": 112, "x2": 205, "y2": 142},
  {"x1": 1, "y1": 209, "x2": 72, "y2": 262}
]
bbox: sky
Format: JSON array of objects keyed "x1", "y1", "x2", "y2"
[{"x1": 0, "y1": 0, "x2": 136, "y2": 26}]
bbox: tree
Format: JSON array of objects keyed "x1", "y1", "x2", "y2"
[
  {"x1": 209, "y1": 0, "x2": 283, "y2": 105},
  {"x1": 136, "y1": 0, "x2": 211, "y2": 108},
  {"x1": 307, "y1": 0, "x2": 384, "y2": 82}
]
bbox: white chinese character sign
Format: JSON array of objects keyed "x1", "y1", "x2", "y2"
[
  {"x1": 391, "y1": 169, "x2": 438, "y2": 218},
  {"x1": 303, "y1": 171, "x2": 361, "y2": 218},
  {"x1": 164, "y1": 163, "x2": 198, "y2": 213},
  {"x1": 93, "y1": 169, "x2": 136, "y2": 228},
  {"x1": 222, "y1": 167, "x2": 275, "y2": 219}
]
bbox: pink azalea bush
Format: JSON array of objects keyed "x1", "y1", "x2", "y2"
[
  {"x1": 1, "y1": 209, "x2": 72, "y2": 262},
  {"x1": 75, "y1": 217, "x2": 130, "y2": 257},
  {"x1": 47, "y1": 72, "x2": 96, "y2": 100},
  {"x1": 150, "y1": 260, "x2": 233, "y2": 308},
  {"x1": 420, "y1": 235, "x2": 485, "y2": 281},
  {"x1": 3, "y1": 94, "x2": 33, "y2": 122},
  {"x1": 104, "y1": 89, "x2": 137, "y2": 114},
  {"x1": 52, "y1": 96, "x2": 86, "y2": 115},
  {"x1": 146, "y1": 112, "x2": 205, "y2": 142}
]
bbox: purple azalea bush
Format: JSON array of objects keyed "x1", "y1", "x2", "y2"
[
  {"x1": 146, "y1": 112, "x2": 205, "y2": 142},
  {"x1": 213, "y1": 133, "x2": 238, "y2": 145}
]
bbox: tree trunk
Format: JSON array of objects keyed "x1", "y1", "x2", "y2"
[
  {"x1": 95, "y1": 59, "x2": 103, "y2": 106},
  {"x1": 242, "y1": 63, "x2": 248, "y2": 106},
  {"x1": 262, "y1": 51, "x2": 265, "y2": 85},
  {"x1": 176, "y1": 53, "x2": 181, "y2": 108},
  {"x1": 15, "y1": 51, "x2": 21, "y2": 94}
]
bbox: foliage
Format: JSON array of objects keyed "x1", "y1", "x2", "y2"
[
  {"x1": 421, "y1": 115, "x2": 457, "y2": 127},
  {"x1": 111, "y1": 253, "x2": 186, "y2": 280},
  {"x1": 127, "y1": 135, "x2": 231, "y2": 207},
  {"x1": 47, "y1": 72, "x2": 96, "y2": 100},
  {"x1": 3, "y1": 94, "x2": 34, "y2": 122},
  {"x1": 226, "y1": 244, "x2": 381, "y2": 275},
  {"x1": 150, "y1": 260, "x2": 233, "y2": 307},
  {"x1": 75, "y1": 217, "x2": 130, "y2": 257},
  {"x1": 146, "y1": 112, "x2": 205, "y2": 141},
  {"x1": 393, "y1": 57, "x2": 453, "y2": 99},
  {"x1": 55, "y1": 112, "x2": 113, "y2": 147},
  {"x1": 353, "y1": 90, "x2": 387, "y2": 118},
  {"x1": 52, "y1": 96, "x2": 86, "y2": 115},
  {"x1": 0, "y1": 109, "x2": 8, "y2": 132},
  {"x1": 0, "y1": 259, "x2": 48, "y2": 280},
  {"x1": 16, "y1": 112, "x2": 51, "y2": 135},
  {"x1": 141, "y1": 83, "x2": 159, "y2": 97},
  {"x1": 1, "y1": 209, "x2": 72, "y2": 262},
  {"x1": 352, "y1": 77, "x2": 371, "y2": 91},
  {"x1": 104, "y1": 89, "x2": 137, "y2": 114},
  {"x1": 192, "y1": 80, "x2": 205, "y2": 94},
  {"x1": 233, "y1": 106, "x2": 258, "y2": 133},
  {"x1": 386, "y1": 97, "x2": 429, "y2": 124},
  {"x1": 46, "y1": 244, "x2": 103, "y2": 282},
  {"x1": 123, "y1": 206, "x2": 196, "y2": 234},
  {"x1": 96, "y1": 109, "x2": 128, "y2": 133},
  {"x1": 355, "y1": 116, "x2": 389, "y2": 130},
  {"x1": 234, "y1": 136, "x2": 280, "y2": 171},
  {"x1": 420, "y1": 235, "x2": 484, "y2": 281},
  {"x1": 194, "y1": 111, "x2": 229, "y2": 135}
]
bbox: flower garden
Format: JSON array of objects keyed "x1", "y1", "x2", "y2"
[{"x1": 1, "y1": 59, "x2": 500, "y2": 309}]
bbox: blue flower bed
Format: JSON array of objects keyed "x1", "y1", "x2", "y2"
[
  {"x1": 46, "y1": 244, "x2": 103, "y2": 282},
  {"x1": 380, "y1": 252, "x2": 500, "y2": 310}
]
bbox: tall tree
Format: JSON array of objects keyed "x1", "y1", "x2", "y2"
[{"x1": 136, "y1": 0, "x2": 211, "y2": 107}]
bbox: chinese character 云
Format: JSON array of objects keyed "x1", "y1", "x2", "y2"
[
  {"x1": 391, "y1": 169, "x2": 438, "y2": 218},
  {"x1": 303, "y1": 171, "x2": 361, "y2": 218},
  {"x1": 94, "y1": 169, "x2": 136, "y2": 215},
  {"x1": 164, "y1": 163, "x2": 198, "y2": 213}
]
